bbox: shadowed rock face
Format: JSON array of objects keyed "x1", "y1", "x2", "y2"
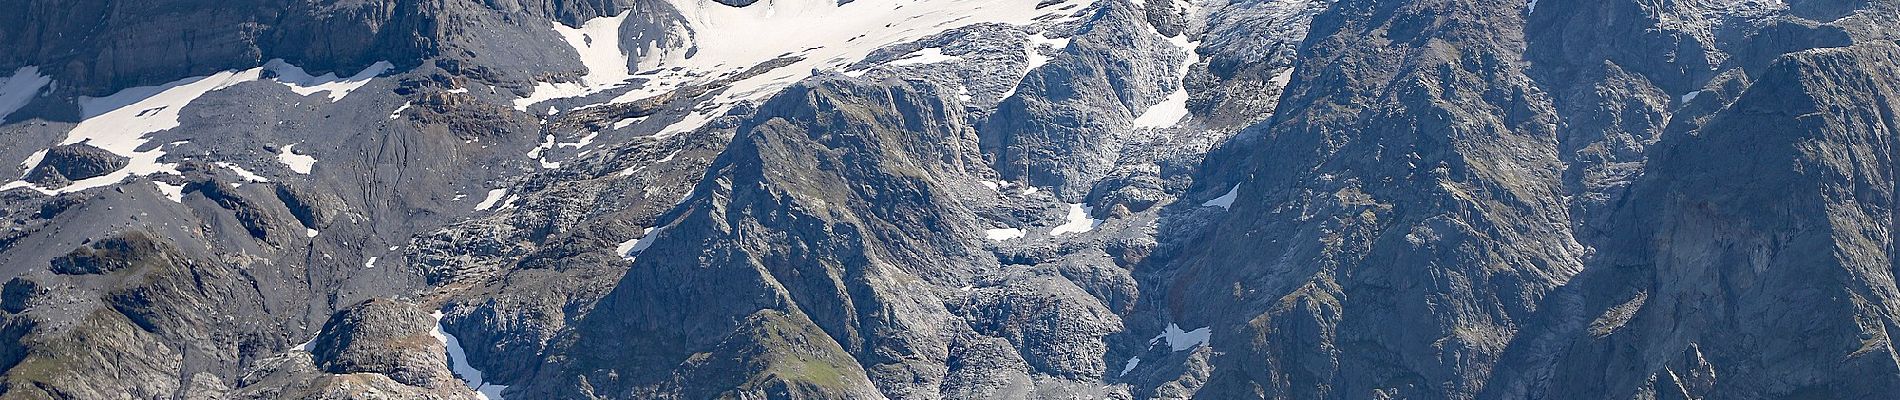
[{"x1": 1, "y1": 0, "x2": 1899, "y2": 397}]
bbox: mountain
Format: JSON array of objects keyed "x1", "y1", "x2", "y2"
[{"x1": 0, "y1": 0, "x2": 1896, "y2": 398}]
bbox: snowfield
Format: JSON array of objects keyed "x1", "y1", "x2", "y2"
[
  {"x1": 3, "y1": 70, "x2": 262, "y2": 195},
  {"x1": 516, "y1": 0, "x2": 1097, "y2": 122}
]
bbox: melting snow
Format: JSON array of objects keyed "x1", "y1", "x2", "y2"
[
  {"x1": 474, "y1": 188, "x2": 509, "y2": 210},
  {"x1": 431, "y1": 311, "x2": 509, "y2": 400},
  {"x1": 153, "y1": 181, "x2": 185, "y2": 203},
  {"x1": 1202, "y1": 184, "x2": 1238, "y2": 209},
  {"x1": 1049, "y1": 203, "x2": 1100, "y2": 236},
  {"x1": 539, "y1": 0, "x2": 1095, "y2": 132},
  {"x1": 1150, "y1": 323, "x2": 1211, "y2": 351},
  {"x1": 527, "y1": 134, "x2": 562, "y2": 169},
  {"x1": 618, "y1": 226, "x2": 665, "y2": 259},
  {"x1": 887, "y1": 47, "x2": 962, "y2": 67},
  {"x1": 263, "y1": 59, "x2": 393, "y2": 102},
  {"x1": 1120, "y1": 356, "x2": 1140, "y2": 376},
  {"x1": 557, "y1": 131, "x2": 600, "y2": 149},
  {"x1": 277, "y1": 144, "x2": 316, "y2": 174},
  {"x1": 3, "y1": 69, "x2": 263, "y2": 195},
  {"x1": 0, "y1": 66, "x2": 52, "y2": 121},
  {"x1": 216, "y1": 162, "x2": 271, "y2": 183},
  {"x1": 612, "y1": 116, "x2": 646, "y2": 130},
  {"x1": 390, "y1": 102, "x2": 412, "y2": 119},
  {"x1": 1680, "y1": 90, "x2": 1701, "y2": 103},
  {"x1": 985, "y1": 228, "x2": 1026, "y2": 241}
]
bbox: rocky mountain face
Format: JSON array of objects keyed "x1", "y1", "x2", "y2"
[{"x1": 0, "y1": 0, "x2": 1897, "y2": 398}]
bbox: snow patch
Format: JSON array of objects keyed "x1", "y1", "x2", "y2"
[
  {"x1": 153, "y1": 181, "x2": 185, "y2": 203},
  {"x1": 527, "y1": 134, "x2": 561, "y2": 169},
  {"x1": 618, "y1": 226, "x2": 665, "y2": 259},
  {"x1": 888, "y1": 47, "x2": 963, "y2": 66},
  {"x1": 390, "y1": 102, "x2": 412, "y2": 119},
  {"x1": 985, "y1": 228, "x2": 1026, "y2": 241},
  {"x1": 0, "y1": 66, "x2": 52, "y2": 121},
  {"x1": 276, "y1": 144, "x2": 316, "y2": 174},
  {"x1": 305, "y1": 228, "x2": 319, "y2": 238},
  {"x1": 216, "y1": 162, "x2": 271, "y2": 183},
  {"x1": 1269, "y1": 68, "x2": 1294, "y2": 90},
  {"x1": 557, "y1": 131, "x2": 599, "y2": 149},
  {"x1": 474, "y1": 188, "x2": 509, "y2": 210},
  {"x1": 1150, "y1": 323, "x2": 1210, "y2": 351},
  {"x1": 1202, "y1": 184, "x2": 1238, "y2": 209},
  {"x1": 1130, "y1": 88, "x2": 1189, "y2": 128},
  {"x1": 1120, "y1": 356, "x2": 1141, "y2": 376},
  {"x1": 1680, "y1": 90, "x2": 1701, "y2": 103},
  {"x1": 364, "y1": 256, "x2": 378, "y2": 269},
  {"x1": 263, "y1": 59, "x2": 393, "y2": 102},
  {"x1": 612, "y1": 116, "x2": 646, "y2": 130},
  {"x1": 431, "y1": 311, "x2": 508, "y2": 400},
  {"x1": 1049, "y1": 203, "x2": 1100, "y2": 236}
]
